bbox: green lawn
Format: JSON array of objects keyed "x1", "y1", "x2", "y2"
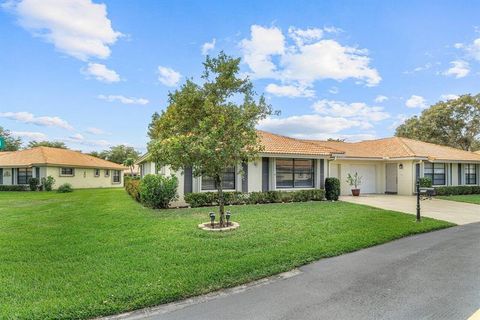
[
  {"x1": 0, "y1": 189, "x2": 453, "y2": 319},
  {"x1": 437, "y1": 194, "x2": 480, "y2": 205}
]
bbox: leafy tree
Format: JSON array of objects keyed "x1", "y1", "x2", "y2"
[
  {"x1": 28, "y1": 140, "x2": 68, "y2": 149},
  {"x1": 98, "y1": 145, "x2": 140, "y2": 164},
  {"x1": 148, "y1": 52, "x2": 273, "y2": 226},
  {"x1": 88, "y1": 151, "x2": 103, "y2": 159},
  {"x1": 0, "y1": 126, "x2": 22, "y2": 151},
  {"x1": 395, "y1": 94, "x2": 480, "y2": 151}
]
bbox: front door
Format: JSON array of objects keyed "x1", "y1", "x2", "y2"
[{"x1": 386, "y1": 163, "x2": 398, "y2": 194}]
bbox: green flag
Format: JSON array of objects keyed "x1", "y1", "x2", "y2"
[{"x1": 0, "y1": 137, "x2": 5, "y2": 151}]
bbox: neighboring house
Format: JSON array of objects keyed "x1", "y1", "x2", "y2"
[
  {"x1": 0, "y1": 147, "x2": 126, "y2": 189},
  {"x1": 137, "y1": 131, "x2": 480, "y2": 205},
  {"x1": 124, "y1": 164, "x2": 140, "y2": 177}
]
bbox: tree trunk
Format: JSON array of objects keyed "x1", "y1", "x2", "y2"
[{"x1": 216, "y1": 175, "x2": 225, "y2": 227}]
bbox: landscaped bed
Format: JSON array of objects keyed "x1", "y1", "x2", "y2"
[
  {"x1": 437, "y1": 194, "x2": 480, "y2": 205},
  {"x1": 0, "y1": 189, "x2": 453, "y2": 319}
]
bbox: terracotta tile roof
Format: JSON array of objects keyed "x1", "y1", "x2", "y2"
[
  {"x1": 309, "y1": 137, "x2": 480, "y2": 162},
  {"x1": 257, "y1": 130, "x2": 344, "y2": 156},
  {"x1": 0, "y1": 147, "x2": 126, "y2": 169}
]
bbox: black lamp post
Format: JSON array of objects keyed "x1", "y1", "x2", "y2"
[
  {"x1": 226, "y1": 211, "x2": 231, "y2": 226},
  {"x1": 209, "y1": 212, "x2": 215, "y2": 228},
  {"x1": 416, "y1": 180, "x2": 421, "y2": 222}
]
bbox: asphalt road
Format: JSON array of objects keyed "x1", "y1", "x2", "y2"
[{"x1": 109, "y1": 223, "x2": 480, "y2": 320}]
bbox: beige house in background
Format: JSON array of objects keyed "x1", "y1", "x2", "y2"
[
  {"x1": 137, "y1": 131, "x2": 480, "y2": 205},
  {"x1": 0, "y1": 147, "x2": 125, "y2": 189}
]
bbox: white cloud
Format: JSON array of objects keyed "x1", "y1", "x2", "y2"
[
  {"x1": 403, "y1": 62, "x2": 434, "y2": 74},
  {"x1": 329, "y1": 86, "x2": 339, "y2": 94},
  {"x1": 258, "y1": 115, "x2": 364, "y2": 139},
  {"x1": 0, "y1": 111, "x2": 74, "y2": 130},
  {"x1": 6, "y1": 0, "x2": 122, "y2": 61},
  {"x1": 440, "y1": 94, "x2": 459, "y2": 101},
  {"x1": 374, "y1": 95, "x2": 388, "y2": 103},
  {"x1": 157, "y1": 66, "x2": 182, "y2": 87},
  {"x1": 69, "y1": 133, "x2": 84, "y2": 140},
  {"x1": 288, "y1": 27, "x2": 323, "y2": 46},
  {"x1": 457, "y1": 38, "x2": 480, "y2": 61},
  {"x1": 312, "y1": 99, "x2": 390, "y2": 123},
  {"x1": 240, "y1": 25, "x2": 285, "y2": 78},
  {"x1": 11, "y1": 131, "x2": 48, "y2": 140},
  {"x1": 62, "y1": 135, "x2": 110, "y2": 148},
  {"x1": 265, "y1": 83, "x2": 314, "y2": 98},
  {"x1": 405, "y1": 95, "x2": 427, "y2": 109},
  {"x1": 98, "y1": 94, "x2": 149, "y2": 105},
  {"x1": 443, "y1": 60, "x2": 470, "y2": 78},
  {"x1": 201, "y1": 38, "x2": 216, "y2": 55},
  {"x1": 83, "y1": 63, "x2": 120, "y2": 83},
  {"x1": 86, "y1": 127, "x2": 107, "y2": 135},
  {"x1": 240, "y1": 25, "x2": 381, "y2": 90}
]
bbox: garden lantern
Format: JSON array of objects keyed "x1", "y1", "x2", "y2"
[
  {"x1": 209, "y1": 212, "x2": 215, "y2": 228},
  {"x1": 226, "y1": 211, "x2": 231, "y2": 226}
]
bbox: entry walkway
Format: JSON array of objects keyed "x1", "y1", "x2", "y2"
[{"x1": 341, "y1": 194, "x2": 480, "y2": 225}]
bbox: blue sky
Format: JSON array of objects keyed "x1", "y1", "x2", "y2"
[{"x1": 1, "y1": 0, "x2": 480, "y2": 152}]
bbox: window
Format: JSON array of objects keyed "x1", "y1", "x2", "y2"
[
  {"x1": 17, "y1": 168, "x2": 32, "y2": 184},
  {"x1": 105, "y1": 169, "x2": 110, "y2": 177},
  {"x1": 60, "y1": 167, "x2": 74, "y2": 176},
  {"x1": 201, "y1": 167, "x2": 236, "y2": 190},
  {"x1": 276, "y1": 159, "x2": 314, "y2": 188},
  {"x1": 94, "y1": 169, "x2": 100, "y2": 177},
  {"x1": 465, "y1": 164, "x2": 477, "y2": 185},
  {"x1": 424, "y1": 162, "x2": 446, "y2": 185},
  {"x1": 112, "y1": 170, "x2": 121, "y2": 183}
]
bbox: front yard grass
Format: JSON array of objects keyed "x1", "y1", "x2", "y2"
[
  {"x1": 0, "y1": 189, "x2": 453, "y2": 319},
  {"x1": 437, "y1": 194, "x2": 480, "y2": 205}
]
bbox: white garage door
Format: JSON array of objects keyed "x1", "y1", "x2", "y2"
[{"x1": 347, "y1": 164, "x2": 377, "y2": 193}]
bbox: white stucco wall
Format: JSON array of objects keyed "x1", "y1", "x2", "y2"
[
  {"x1": 248, "y1": 158, "x2": 262, "y2": 192},
  {"x1": 45, "y1": 167, "x2": 124, "y2": 189}
]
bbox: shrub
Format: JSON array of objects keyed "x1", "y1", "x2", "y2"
[
  {"x1": 57, "y1": 183, "x2": 73, "y2": 193},
  {"x1": 418, "y1": 177, "x2": 432, "y2": 188},
  {"x1": 125, "y1": 179, "x2": 141, "y2": 201},
  {"x1": 0, "y1": 185, "x2": 28, "y2": 191},
  {"x1": 28, "y1": 177, "x2": 40, "y2": 191},
  {"x1": 41, "y1": 176, "x2": 55, "y2": 191},
  {"x1": 325, "y1": 177, "x2": 340, "y2": 201},
  {"x1": 139, "y1": 174, "x2": 178, "y2": 209},
  {"x1": 434, "y1": 185, "x2": 480, "y2": 196},
  {"x1": 184, "y1": 189, "x2": 326, "y2": 207}
]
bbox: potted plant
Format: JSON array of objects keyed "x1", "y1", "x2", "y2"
[{"x1": 346, "y1": 172, "x2": 362, "y2": 196}]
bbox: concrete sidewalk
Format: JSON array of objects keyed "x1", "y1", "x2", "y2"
[{"x1": 341, "y1": 194, "x2": 480, "y2": 225}]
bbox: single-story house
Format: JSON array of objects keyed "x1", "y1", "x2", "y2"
[
  {"x1": 0, "y1": 147, "x2": 126, "y2": 189},
  {"x1": 137, "y1": 131, "x2": 480, "y2": 205}
]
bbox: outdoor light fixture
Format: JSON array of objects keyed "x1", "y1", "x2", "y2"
[
  {"x1": 226, "y1": 211, "x2": 231, "y2": 226},
  {"x1": 209, "y1": 212, "x2": 215, "y2": 228},
  {"x1": 399, "y1": 163, "x2": 404, "y2": 169}
]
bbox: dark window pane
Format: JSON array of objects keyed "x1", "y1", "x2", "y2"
[
  {"x1": 17, "y1": 168, "x2": 32, "y2": 184},
  {"x1": 276, "y1": 159, "x2": 293, "y2": 188},
  {"x1": 202, "y1": 167, "x2": 236, "y2": 190},
  {"x1": 201, "y1": 176, "x2": 216, "y2": 190},
  {"x1": 294, "y1": 159, "x2": 313, "y2": 187}
]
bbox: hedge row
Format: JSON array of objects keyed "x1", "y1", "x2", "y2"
[
  {"x1": 184, "y1": 189, "x2": 326, "y2": 208},
  {"x1": 435, "y1": 185, "x2": 480, "y2": 196},
  {"x1": 125, "y1": 179, "x2": 141, "y2": 201},
  {"x1": 0, "y1": 185, "x2": 28, "y2": 191}
]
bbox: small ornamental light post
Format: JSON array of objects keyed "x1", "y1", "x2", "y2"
[
  {"x1": 209, "y1": 212, "x2": 216, "y2": 228},
  {"x1": 416, "y1": 180, "x2": 421, "y2": 222},
  {"x1": 226, "y1": 211, "x2": 231, "y2": 226}
]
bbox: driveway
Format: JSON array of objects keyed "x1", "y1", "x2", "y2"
[
  {"x1": 341, "y1": 194, "x2": 480, "y2": 225},
  {"x1": 102, "y1": 223, "x2": 480, "y2": 320}
]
